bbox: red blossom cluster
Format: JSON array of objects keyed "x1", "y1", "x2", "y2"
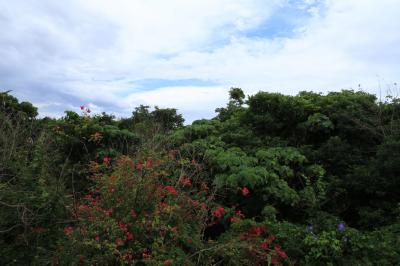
[
  {"x1": 164, "y1": 259, "x2": 173, "y2": 265},
  {"x1": 237, "y1": 225, "x2": 287, "y2": 265},
  {"x1": 239, "y1": 226, "x2": 267, "y2": 241},
  {"x1": 104, "y1": 208, "x2": 113, "y2": 216},
  {"x1": 115, "y1": 238, "x2": 124, "y2": 246},
  {"x1": 274, "y1": 245, "x2": 287, "y2": 259},
  {"x1": 164, "y1": 185, "x2": 178, "y2": 195},
  {"x1": 63, "y1": 226, "x2": 73, "y2": 235},
  {"x1": 178, "y1": 176, "x2": 192, "y2": 186},
  {"x1": 213, "y1": 207, "x2": 225, "y2": 218},
  {"x1": 142, "y1": 249, "x2": 150, "y2": 259},
  {"x1": 59, "y1": 154, "x2": 288, "y2": 265},
  {"x1": 230, "y1": 210, "x2": 246, "y2": 223}
]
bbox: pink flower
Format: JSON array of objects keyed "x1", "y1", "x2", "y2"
[
  {"x1": 80, "y1": 105, "x2": 85, "y2": 110},
  {"x1": 95, "y1": 235, "x2": 100, "y2": 241},
  {"x1": 103, "y1": 157, "x2": 112, "y2": 164},
  {"x1": 86, "y1": 108, "x2": 91, "y2": 113},
  {"x1": 241, "y1": 187, "x2": 250, "y2": 196}
]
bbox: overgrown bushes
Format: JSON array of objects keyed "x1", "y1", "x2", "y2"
[{"x1": 1, "y1": 89, "x2": 400, "y2": 265}]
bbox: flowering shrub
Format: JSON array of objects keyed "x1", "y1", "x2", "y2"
[
  {"x1": 55, "y1": 153, "x2": 289, "y2": 265},
  {"x1": 3, "y1": 91, "x2": 400, "y2": 265},
  {"x1": 56, "y1": 154, "x2": 212, "y2": 265},
  {"x1": 208, "y1": 220, "x2": 290, "y2": 266}
]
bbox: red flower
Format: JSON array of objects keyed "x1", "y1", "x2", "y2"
[
  {"x1": 126, "y1": 231, "x2": 133, "y2": 241},
  {"x1": 230, "y1": 217, "x2": 239, "y2": 223},
  {"x1": 201, "y1": 182, "x2": 209, "y2": 191},
  {"x1": 179, "y1": 176, "x2": 192, "y2": 186},
  {"x1": 130, "y1": 209, "x2": 137, "y2": 218},
  {"x1": 145, "y1": 160, "x2": 153, "y2": 168},
  {"x1": 241, "y1": 187, "x2": 250, "y2": 196},
  {"x1": 95, "y1": 235, "x2": 100, "y2": 241},
  {"x1": 248, "y1": 226, "x2": 266, "y2": 236},
  {"x1": 187, "y1": 238, "x2": 193, "y2": 244},
  {"x1": 164, "y1": 259, "x2": 173, "y2": 265},
  {"x1": 63, "y1": 226, "x2": 73, "y2": 235},
  {"x1": 192, "y1": 200, "x2": 199, "y2": 207},
  {"x1": 260, "y1": 241, "x2": 269, "y2": 250},
  {"x1": 274, "y1": 245, "x2": 287, "y2": 258},
  {"x1": 84, "y1": 194, "x2": 93, "y2": 201},
  {"x1": 267, "y1": 235, "x2": 276, "y2": 242},
  {"x1": 86, "y1": 108, "x2": 91, "y2": 113},
  {"x1": 118, "y1": 221, "x2": 128, "y2": 231},
  {"x1": 159, "y1": 202, "x2": 169, "y2": 210},
  {"x1": 235, "y1": 210, "x2": 245, "y2": 218},
  {"x1": 105, "y1": 208, "x2": 113, "y2": 216},
  {"x1": 213, "y1": 207, "x2": 225, "y2": 218},
  {"x1": 123, "y1": 253, "x2": 133, "y2": 262},
  {"x1": 142, "y1": 249, "x2": 150, "y2": 259},
  {"x1": 115, "y1": 238, "x2": 124, "y2": 246},
  {"x1": 80, "y1": 105, "x2": 85, "y2": 110},
  {"x1": 164, "y1": 186, "x2": 178, "y2": 195}
]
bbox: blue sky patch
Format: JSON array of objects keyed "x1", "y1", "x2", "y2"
[
  {"x1": 243, "y1": 0, "x2": 325, "y2": 39},
  {"x1": 130, "y1": 78, "x2": 218, "y2": 91}
]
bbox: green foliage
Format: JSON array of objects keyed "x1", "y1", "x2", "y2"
[
  {"x1": 120, "y1": 105, "x2": 184, "y2": 136},
  {"x1": 2, "y1": 88, "x2": 400, "y2": 265}
]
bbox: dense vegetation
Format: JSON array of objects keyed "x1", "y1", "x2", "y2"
[{"x1": 1, "y1": 88, "x2": 399, "y2": 265}]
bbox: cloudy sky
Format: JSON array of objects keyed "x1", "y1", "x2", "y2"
[{"x1": 1, "y1": 0, "x2": 399, "y2": 122}]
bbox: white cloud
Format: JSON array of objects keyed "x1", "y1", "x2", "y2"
[
  {"x1": 123, "y1": 85, "x2": 229, "y2": 122},
  {"x1": 1, "y1": 0, "x2": 399, "y2": 121},
  {"x1": 147, "y1": 0, "x2": 400, "y2": 94}
]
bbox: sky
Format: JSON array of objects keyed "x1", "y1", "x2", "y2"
[{"x1": 1, "y1": 0, "x2": 399, "y2": 122}]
